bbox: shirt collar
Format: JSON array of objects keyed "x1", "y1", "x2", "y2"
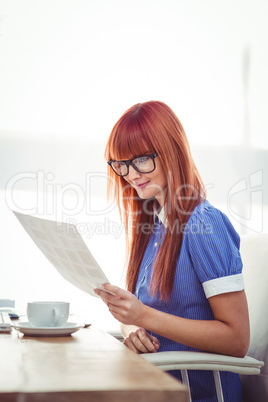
[{"x1": 154, "y1": 203, "x2": 168, "y2": 228}]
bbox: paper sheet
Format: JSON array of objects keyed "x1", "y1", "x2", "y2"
[{"x1": 13, "y1": 211, "x2": 111, "y2": 298}]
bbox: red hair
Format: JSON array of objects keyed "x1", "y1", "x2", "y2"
[{"x1": 105, "y1": 101, "x2": 206, "y2": 301}]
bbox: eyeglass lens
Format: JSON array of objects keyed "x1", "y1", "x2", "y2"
[{"x1": 111, "y1": 155, "x2": 155, "y2": 176}]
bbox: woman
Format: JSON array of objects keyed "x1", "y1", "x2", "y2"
[{"x1": 94, "y1": 101, "x2": 250, "y2": 401}]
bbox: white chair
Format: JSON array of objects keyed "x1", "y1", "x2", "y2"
[{"x1": 140, "y1": 234, "x2": 267, "y2": 401}]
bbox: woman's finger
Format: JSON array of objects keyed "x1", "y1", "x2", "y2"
[
  {"x1": 102, "y1": 284, "x2": 132, "y2": 300},
  {"x1": 129, "y1": 337, "x2": 149, "y2": 353},
  {"x1": 127, "y1": 333, "x2": 152, "y2": 353},
  {"x1": 123, "y1": 337, "x2": 141, "y2": 354},
  {"x1": 94, "y1": 289, "x2": 121, "y2": 306},
  {"x1": 148, "y1": 333, "x2": 161, "y2": 349},
  {"x1": 132, "y1": 329, "x2": 158, "y2": 353},
  {"x1": 94, "y1": 286, "x2": 131, "y2": 304}
]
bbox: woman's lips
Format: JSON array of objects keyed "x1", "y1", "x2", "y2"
[{"x1": 136, "y1": 181, "x2": 150, "y2": 189}]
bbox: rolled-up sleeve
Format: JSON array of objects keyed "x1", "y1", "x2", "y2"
[{"x1": 187, "y1": 204, "x2": 244, "y2": 298}]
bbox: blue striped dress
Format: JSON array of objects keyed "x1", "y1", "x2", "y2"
[{"x1": 134, "y1": 200, "x2": 244, "y2": 402}]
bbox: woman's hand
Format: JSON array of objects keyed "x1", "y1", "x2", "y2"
[
  {"x1": 94, "y1": 283, "x2": 146, "y2": 326},
  {"x1": 94, "y1": 284, "x2": 160, "y2": 353},
  {"x1": 123, "y1": 327, "x2": 160, "y2": 354}
]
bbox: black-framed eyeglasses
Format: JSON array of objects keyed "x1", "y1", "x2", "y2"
[{"x1": 108, "y1": 152, "x2": 158, "y2": 177}]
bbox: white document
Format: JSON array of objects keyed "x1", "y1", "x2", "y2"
[{"x1": 13, "y1": 211, "x2": 111, "y2": 298}]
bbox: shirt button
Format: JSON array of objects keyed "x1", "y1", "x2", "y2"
[{"x1": 154, "y1": 242, "x2": 158, "y2": 247}]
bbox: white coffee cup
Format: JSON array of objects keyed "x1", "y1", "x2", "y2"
[{"x1": 27, "y1": 301, "x2": 70, "y2": 327}]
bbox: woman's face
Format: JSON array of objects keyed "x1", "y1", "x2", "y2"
[{"x1": 123, "y1": 155, "x2": 168, "y2": 207}]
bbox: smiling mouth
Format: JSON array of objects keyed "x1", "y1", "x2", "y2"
[{"x1": 136, "y1": 181, "x2": 150, "y2": 189}]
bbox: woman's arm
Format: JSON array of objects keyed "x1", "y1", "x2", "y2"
[
  {"x1": 95, "y1": 285, "x2": 250, "y2": 357},
  {"x1": 121, "y1": 324, "x2": 138, "y2": 338}
]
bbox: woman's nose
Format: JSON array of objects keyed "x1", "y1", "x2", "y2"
[{"x1": 128, "y1": 165, "x2": 141, "y2": 180}]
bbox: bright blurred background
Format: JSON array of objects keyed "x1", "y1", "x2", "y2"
[{"x1": 0, "y1": 0, "x2": 267, "y2": 329}]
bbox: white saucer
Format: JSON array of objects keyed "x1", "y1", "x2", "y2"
[{"x1": 13, "y1": 322, "x2": 85, "y2": 337}]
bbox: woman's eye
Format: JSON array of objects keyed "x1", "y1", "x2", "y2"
[
  {"x1": 113, "y1": 162, "x2": 127, "y2": 173},
  {"x1": 136, "y1": 157, "x2": 149, "y2": 165}
]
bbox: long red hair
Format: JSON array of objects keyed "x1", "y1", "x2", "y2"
[{"x1": 105, "y1": 101, "x2": 206, "y2": 301}]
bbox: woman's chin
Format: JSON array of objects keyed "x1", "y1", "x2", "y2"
[{"x1": 136, "y1": 189, "x2": 154, "y2": 200}]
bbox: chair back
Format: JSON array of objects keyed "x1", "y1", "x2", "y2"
[{"x1": 240, "y1": 234, "x2": 268, "y2": 401}]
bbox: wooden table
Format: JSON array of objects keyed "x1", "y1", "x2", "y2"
[{"x1": 0, "y1": 325, "x2": 188, "y2": 402}]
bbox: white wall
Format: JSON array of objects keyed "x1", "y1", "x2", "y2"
[{"x1": 0, "y1": 0, "x2": 267, "y2": 327}]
